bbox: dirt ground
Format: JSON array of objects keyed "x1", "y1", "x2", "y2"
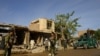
[{"x1": 0, "y1": 49, "x2": 100, "y2": 56}]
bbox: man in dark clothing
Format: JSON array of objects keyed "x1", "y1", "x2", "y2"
[
  {"x1": 4, "y1": 31, "x2": 16, "y2": 56},
  {"x1": 48, "y1": 32, "x2": 56, "y2": 56},
  {"x1": 61, "y1": 39, "x2": 67, "y2": 50}
]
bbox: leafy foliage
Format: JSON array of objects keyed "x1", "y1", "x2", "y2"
[
  {"x1": 55, "y1": 11, "x2": 81, "y2": 39},
  {"x1": 95, "y1": 29, "x2": 100, "y2": 40}
]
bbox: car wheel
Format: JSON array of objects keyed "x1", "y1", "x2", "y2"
[
  {"x1": 74, "y1": 46, "x2": 77, "y2": 49},
  {"x1": 94, "y1": 44, "x2": 98, "y2": 48},
  {"x1": 83, "y1": 44, "x2": 88, "y2": 49},
  {"x1": 73, "y1": 45, "x2": 77, "y2": 49}
]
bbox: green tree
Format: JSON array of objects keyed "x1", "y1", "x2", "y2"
[
  {"x1": 55, "y1": 11, "x2": 80, "y2": 40},
  {"x1": 95, "y1": 29, "x2": 100, "y2": 40}
]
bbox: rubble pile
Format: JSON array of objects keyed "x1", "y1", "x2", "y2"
[{"x1": 31, "y1": 46, "x2": 45, "y2": 53}]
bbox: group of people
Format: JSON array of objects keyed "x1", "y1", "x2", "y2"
[
  {"x1": 44, "y1": 32, "x2": 68, "y2": 56},
  {"x1": 3, "y1": 31, "x2": 67, "y2": 56}
]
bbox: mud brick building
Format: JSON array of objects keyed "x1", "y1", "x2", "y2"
[
  {"x1": 29, "y1": 18, "x2": 55, "y2": 46},
  {"x1": 0, "y1": 23, "x2": 29, "y2": 49},
  {"x1": 0, "y1": 18, "x2": 55, "y2": 49}
]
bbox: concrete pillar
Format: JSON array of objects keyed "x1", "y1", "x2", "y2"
[
  {"x1": 40, "y1": 37, "x2": 43, "y2": 46},
  {"x1": 23, "y1": 31, "x2": 30, "y2": 47},
  {"x1": 36, "y1": 36, "x2": 40, "y2": 45}
]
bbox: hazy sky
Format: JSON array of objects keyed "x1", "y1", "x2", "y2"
[{"x1": 0, "y1": 0, "x2": 100, "y2": 31}]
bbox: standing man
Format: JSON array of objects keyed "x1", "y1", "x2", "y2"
[
  {"x1": 48, "y1": 32, "x2": 56, "y2": 56},
  {"x1": 62, "y1": 39, "x2": 67, "y2": 50},
  {"x1": 4, "y1": 30, "x2": 16, "y2": 56},
  {"x1": 30, "y1": 40, "x2": 35, "y2": 50},
  {"x1": 44, "y1": 38, "x2": 50, "y2": 51}
]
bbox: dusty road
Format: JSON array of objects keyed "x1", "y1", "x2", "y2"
[{"x1": 1, "y1": 49, "x2": 100, "y2": 56}]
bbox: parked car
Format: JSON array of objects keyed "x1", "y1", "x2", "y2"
[{"x1": 73, "y1": 35, "x2": 98, "y2": 49}]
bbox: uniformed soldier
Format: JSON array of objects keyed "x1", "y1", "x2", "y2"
[
  {"x1": 4, "y1": 30, "x2": 15, "y2": 56},
  {"x1": 48, "y1": 32, "x2": 56, "y2": 56}
]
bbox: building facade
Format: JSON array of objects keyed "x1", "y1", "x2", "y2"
[
  {"x1": 29, "y1": 18, "x2": 55, "y2": 33},
  {"x1": 78, "y1": 30, "x2": 87, "y2": 37},
  {"x1": 28, "y1": 18, "x2": 55, "y2": 47},
  {"x1": 0, "y1": 18, "x2": 55, "y2": 49}
]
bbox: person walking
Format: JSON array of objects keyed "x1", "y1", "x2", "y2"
[
  {"x1": 4, "y1": 30, "x2": 16, "y2": 56},
  {"x1": 48, "y1": 32, "x2": 56, "y2": 56},
  {"x1": 30, "y1": 40, "x2": 35, "y2": 50},
  {"x1": 63, "y1": 39, "x2": 67, "y2": 50},
  {"x1": 44, "y1": 38, "x2": 50, "y2": 51},
  {"x1": 61, "y1": 38, "x2": 67, "y2": 50}
]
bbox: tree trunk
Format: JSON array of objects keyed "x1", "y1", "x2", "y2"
[{"x1": 61, "y1": 26, "x2": 65, "y2": 40}]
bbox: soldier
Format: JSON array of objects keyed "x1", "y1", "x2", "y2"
[
  {"x1": 4, "y1": 30, "x2": 16, "y2": 56},
  {"x1": 61, "y1": 39, "x2": 67, "y2": 50},
  {"x1": 48, "y1": 32, "x2": 56, "y2": 56}
]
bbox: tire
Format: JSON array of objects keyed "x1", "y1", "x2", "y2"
[
  {"x1": 83, "y1": 44, "x2": 88, "y2": 49},
  {"x1": 74, "y1": 46, "x2": 77, "y2": 49},
  {"x1": 73, "y1": 45, "x2": 77, "y2": 49},
  {"x1": 94, "y1": 44, "x2": 98, "y2": 48}
]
